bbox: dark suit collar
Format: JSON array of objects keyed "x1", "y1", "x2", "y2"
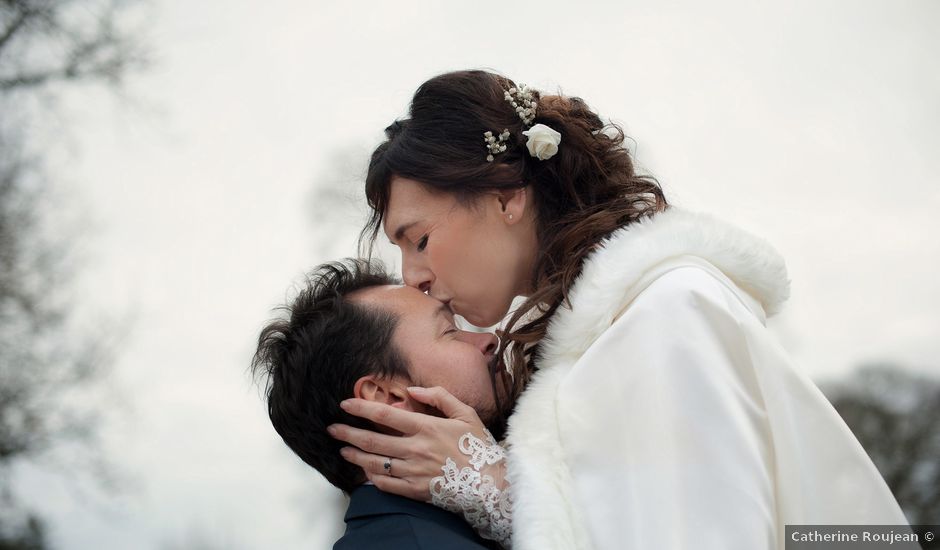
[
  {"x1": 343, "y1": 485, "x2": 503, "y2": 550},
  {"x1": 345, "y1": 484, "x2": 451, "y2": 522}
]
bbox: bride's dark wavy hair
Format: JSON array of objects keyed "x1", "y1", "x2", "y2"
[{"x1": 360, "y1": 70, "x2": 668, "y2": 401}]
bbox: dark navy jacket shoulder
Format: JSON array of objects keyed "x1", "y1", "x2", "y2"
[{"x1": 333, "y1": 485, "x2": 502, "y2": 550}]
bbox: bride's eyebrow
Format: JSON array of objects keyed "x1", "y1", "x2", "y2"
[{"x1": 391, "y1": 221, "x2": 418, "y2": 243}]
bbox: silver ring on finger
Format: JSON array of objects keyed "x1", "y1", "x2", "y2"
[{"x1": 383, "y1": 457, "x2": 392, "y2": 476}]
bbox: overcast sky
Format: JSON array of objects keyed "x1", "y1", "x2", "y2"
[{"x1": 13, "y1": 0, "x2": 940, "y2": 548}]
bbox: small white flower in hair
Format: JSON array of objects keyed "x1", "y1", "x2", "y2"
[
  {"x1": 522, "y1": 123, "x2": 561, "y2": 160},
  {"x1": 484, "y1": 128, "x2": 511, "y2": 162}
]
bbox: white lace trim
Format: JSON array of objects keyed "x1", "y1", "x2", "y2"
[
  {"x1": 459, "y1": 430, "x2": 506, "y2": 470},
  {"x1": 429, "y1": 430, "x2": 513, "y2": 547}
]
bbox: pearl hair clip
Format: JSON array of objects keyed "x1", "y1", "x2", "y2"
[
  {"x1": 483, "y1": 84, "x2": 537, "y2": 163},
  {"x1": 504, "y1": 84, "x2": 537, "y2": 127},
  {"x1": 484, "y1": 130, "x2": 510, "y2": 162},
  {"x1": 484, "y1": 82, "x2": 560, "y2": 162}
]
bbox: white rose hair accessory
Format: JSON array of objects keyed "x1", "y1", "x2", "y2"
[
  {"x1": 483, "y1": 82, "x2": 561, "y2": 162},
  {"x1": 522, "y1": 124, "x2": 562, "y2": 160}
]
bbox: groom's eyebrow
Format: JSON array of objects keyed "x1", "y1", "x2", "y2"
[{"x1": 434, "y1": 303, "x2": 455, "y2": 323}]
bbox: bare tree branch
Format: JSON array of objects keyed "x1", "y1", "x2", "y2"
[
  {"x1": 0, "y1": 0, "x2": 147, "y2": 91},
  {"x1": 0, "y1": 2, "x2": 34, "y2": 51},
  {"x1": 0, "y1": 0, "x2": 146, "y2": 545}
]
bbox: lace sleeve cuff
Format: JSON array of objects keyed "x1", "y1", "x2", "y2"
[{"x1": 429, "y1": 429, "x2": 513, "y2": 548}]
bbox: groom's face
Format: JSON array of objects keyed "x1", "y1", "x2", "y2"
[{"x1": 351, "y1": 285, "x2": 506, "y2": 425}]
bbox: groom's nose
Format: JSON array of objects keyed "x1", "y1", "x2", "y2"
[{"x1": 457, "y1": 330, "x2": 499, "y2": 356}]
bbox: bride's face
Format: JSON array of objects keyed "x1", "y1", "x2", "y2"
[{"x1": 383, "y1": 176, "x2": 537, "y2": 328}]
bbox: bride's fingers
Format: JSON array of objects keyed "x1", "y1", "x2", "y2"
[
  {"x1": 338, "y1": 398, "x2": 424, "y2": 434},
  {"x1": 328, "y1": 423, "x2": 411, "y2": 458},
  {"x1": 407, "y1": 386, "x2": 478, "y2": 423},
  {"x1": 338, "y1": 447, "x2": 420, "y2": 479}
]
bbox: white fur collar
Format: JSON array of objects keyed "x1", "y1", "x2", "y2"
[
  {"x1": 506, "y1": 208, "x2": 790, "y2": 549},
  {"x1": 538, "y1": 207, "x2": 790, "y2": 369}
]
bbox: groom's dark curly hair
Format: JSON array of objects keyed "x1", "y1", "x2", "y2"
[{"x1": 251, "y1": 259, "x2": 407, "y2": 493}]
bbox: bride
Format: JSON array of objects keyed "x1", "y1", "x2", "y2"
[{"x1": 327, "y1": 69, "x2": 907, "y2": 549}]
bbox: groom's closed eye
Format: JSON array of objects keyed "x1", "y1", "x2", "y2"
[{"x1": 433, "y1": 304, "x2": 458, "y2": 337}]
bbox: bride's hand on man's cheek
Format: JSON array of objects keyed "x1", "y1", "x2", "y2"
[{"x1": 327, "y1": 386, "x2": 487, "y2": 502}]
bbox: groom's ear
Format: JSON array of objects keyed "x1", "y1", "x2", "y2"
[{"x1": 353, "y1": 375, "x2": 413, "y2": 411}]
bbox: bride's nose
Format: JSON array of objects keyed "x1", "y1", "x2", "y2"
[{"x1": 402, "y1": 257, "x2": 433, "y2": 293}]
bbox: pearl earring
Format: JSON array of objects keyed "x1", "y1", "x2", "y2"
[{"x1": 508, "y1": 214, "x2": 514, "y2": 221}]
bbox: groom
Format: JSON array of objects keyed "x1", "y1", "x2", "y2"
[{"x1": 251, "y1": 259, "x2": 507, "y2": 550}]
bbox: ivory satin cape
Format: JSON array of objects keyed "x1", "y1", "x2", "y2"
[{"x1": 504, "y1": 208, "x2": 907, "y2": 550}]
